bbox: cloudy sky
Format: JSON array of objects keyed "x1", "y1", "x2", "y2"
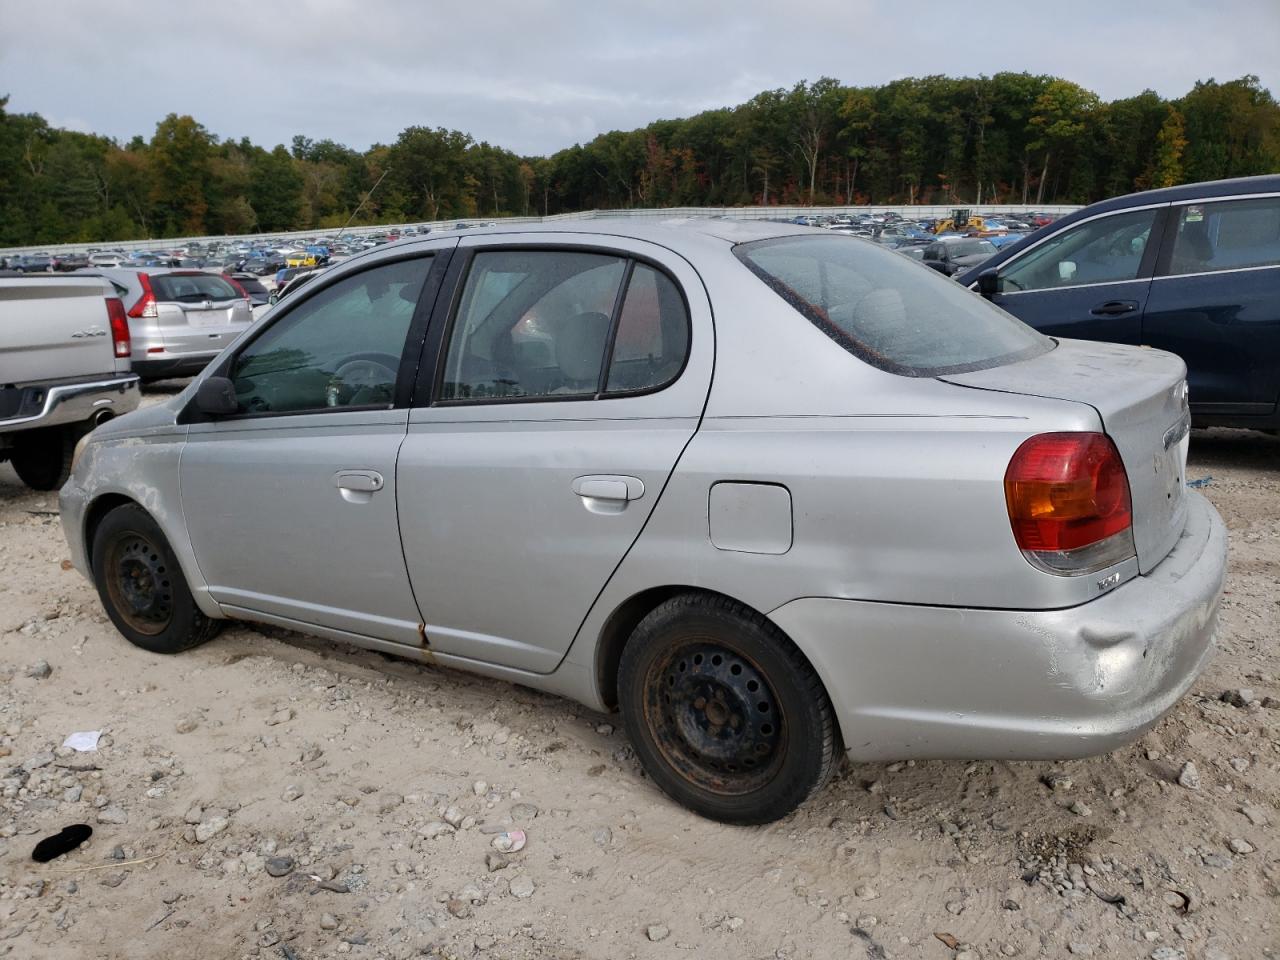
[{"x1": 2, "y1": 0, "x2": 1276, "y2": 156}]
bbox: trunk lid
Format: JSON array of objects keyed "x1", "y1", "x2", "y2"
[
  {"x1": 154, "y1": 299, "x2": 250, "y2": 356},
  {"x1": 941, "y1": 338, "x2": 1190, "y2": 574}
]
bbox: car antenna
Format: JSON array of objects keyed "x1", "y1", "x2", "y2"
[{"x1": 332, "y1": 169, "x2": 390, "y2": 245}]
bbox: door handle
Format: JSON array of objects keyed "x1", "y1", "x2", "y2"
[
  {"x1": 1090, "y1": 300, "x2": 1139, "y2": 317},
  {"x1": 573, "y1": 475, "x2": 644, "y2": 504},
  {"x1": 333, "y1": 470, "x2": 384, "y2": 503},
  {"x1": 334, "y1": 470, "x2": 384, "y2": 492}
]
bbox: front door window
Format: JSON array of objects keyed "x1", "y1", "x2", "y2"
[
  {"x1": 230, "y1": 257, "x2": 432, "y2": 414},
  {"x1": 999, "y1": 209, "x2": 1156, "y2": 292}
]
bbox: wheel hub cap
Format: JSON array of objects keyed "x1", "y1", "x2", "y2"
[
  {"x1": 108, "y1": 536, "x2": 173, "y2": 634},
  {"x1": 646, "y1": 641, "x2": 784, "y2": 794}
]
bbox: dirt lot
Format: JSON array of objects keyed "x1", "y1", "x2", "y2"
[{"x1": 0, "y1": 399, "x2": 1277, "y2": 960}]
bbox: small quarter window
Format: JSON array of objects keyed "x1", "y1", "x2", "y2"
[{"x1": 605, "y1": 264, "x2": 689, "y2": 393}]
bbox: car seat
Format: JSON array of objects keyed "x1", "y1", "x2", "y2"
[{"x1": 548, "y1": 312, "x2": 610, "y2": 394}]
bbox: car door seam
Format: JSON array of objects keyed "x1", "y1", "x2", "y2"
[{"x1": 549, "y1": 260, "x2": 719, "y2": 677}]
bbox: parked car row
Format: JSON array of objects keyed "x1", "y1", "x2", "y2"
[
  {"x1": 0, "y1": 228, "x2": 424, "y2": 280},
  {"x1": 0, "y1": 251, "x2": 91, "y2": 272}
]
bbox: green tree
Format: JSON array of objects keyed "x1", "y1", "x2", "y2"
[
  {"x1": 148, "y1": 114, "x2": 214, "y2": 235},
  {"x1": 249, "y1": 145, "x2": 304, "y2": 231}
]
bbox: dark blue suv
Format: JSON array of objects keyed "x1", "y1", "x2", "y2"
[{"x1": 959, "y1": 175, "x2": 1280, "y2": 431}]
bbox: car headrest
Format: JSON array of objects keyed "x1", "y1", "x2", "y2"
[{"x1": 551, "y1": 311, "x2": 610, "y2": 383}]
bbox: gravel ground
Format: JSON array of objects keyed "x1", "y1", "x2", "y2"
[{"x1": 0, "y1": 400, "x2": 1276, "y2": 959}]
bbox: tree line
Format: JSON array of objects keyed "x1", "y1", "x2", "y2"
[{"x1": 1, "y1": 73, "x2": 1277, "y2": 246}]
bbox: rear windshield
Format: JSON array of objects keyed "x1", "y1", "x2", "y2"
[
  {"x1": 735, "y1": 234, "x2": 1051, "y2": 377},
  {"x1": 150, "y1": 273, "x2": 239, "y2": 303},
  {"x1": 949, "y1": 239, "x2": 996, "y2": 257},
  {"x1": 235, "y1": 276, "x2": 268, "y2": 295}
]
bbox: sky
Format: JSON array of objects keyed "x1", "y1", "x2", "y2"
[{"x1": 2, "y1": 0, "x2": 1277, "y2": 157}]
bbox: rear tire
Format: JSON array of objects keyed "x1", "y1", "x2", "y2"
[
  {"x1": 90, "y1": 504, "x2": 222, "y2": 654},
  {"x1": 618, "y1": 593, "x2": 840, "y2": 824},
  {"x1": 10, "y1": 427, "x2": 75, "y2": 491}
]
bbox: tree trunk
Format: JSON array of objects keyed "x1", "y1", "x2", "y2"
[{"x1": 1035, "y1": 153, "x2": 1050, "y2": 206}]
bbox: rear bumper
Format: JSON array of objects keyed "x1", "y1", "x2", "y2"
[
  {"x1": 132, "y1": 355, "x2": 217, "y2": 379},
  {"x1": 769, "y1": 491, "x2": 1227, "y2": 762},
  {"x1": 0, "y1": 375, "x2": 140, "y2": 435}
]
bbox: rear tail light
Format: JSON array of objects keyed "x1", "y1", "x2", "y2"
[
  {"x1": 105, "y1": 297, "x2": 131, "y2": 359},
  {"x1": 1004, "y1": 432, "x2": 1135, "y2": 575},
  {"x1": 128, "y1": 273, "x2": 158, "y2": 318}
]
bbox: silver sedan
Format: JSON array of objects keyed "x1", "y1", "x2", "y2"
[{"x1": 60, "y1": 220, "x2": 1227, "y2": 823}]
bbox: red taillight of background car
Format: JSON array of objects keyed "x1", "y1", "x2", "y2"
[
  {"x1": 1004, "y1": 432, "x2": 1135, "y2": 574},
  {"x1": 127, "y1": 272, "x2": 158, "y2": 318},
  {"x1": 105, "y1": 296, "x2": 131, "y2": 359}
]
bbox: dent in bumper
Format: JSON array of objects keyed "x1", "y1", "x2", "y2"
[{"x1": 769, "y1": 491, "x2": 1227, "y2": 762}]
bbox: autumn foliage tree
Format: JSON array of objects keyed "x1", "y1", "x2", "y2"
[{"x1": 1, "y1": 73, "x2": 1279, "y2": 246}]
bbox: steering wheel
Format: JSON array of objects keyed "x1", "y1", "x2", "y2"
[{"x1": 326, "y1": 353, "x2": 401, "y2": 407}]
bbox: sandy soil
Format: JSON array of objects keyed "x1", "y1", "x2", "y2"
[{"x1": 0, "y1": 405, "x2": 1276, "y2": 960}]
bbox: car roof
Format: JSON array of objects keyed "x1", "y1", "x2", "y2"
[
  {"x1": 1082, "y1": 173, "x2": 1280, "y2": 215},
  {"x1": 371, "y1": 217, "x2": 819, "y2": 262}
]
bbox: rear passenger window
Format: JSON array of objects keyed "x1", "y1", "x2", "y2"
[
  {"x1": 607, "y1": 265, "x2": 689, "y2": 393},
  {"x1": 439, "y1": 250, "x2": 689, "y2": 403},
  {"x1": 1167, "y1": 197, "x2": 1280, "y2": 275}
]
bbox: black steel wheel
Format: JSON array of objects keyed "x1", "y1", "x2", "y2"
[
  {"x1": 619, "y1": 593, "x2": 840, "y2": 824},
  {"x1": 91, "y1": 504, "x2": 222, "y2": 654},
  {"x1": 103, "y1": 533, "x2": 174, "y2": 636},
  {"x1": 646, "y1": 641, "x2": 787, "y2": 796}
]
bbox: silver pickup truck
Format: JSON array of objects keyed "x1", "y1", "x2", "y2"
[{"x1": 0, "y1": 276, "x2": 140, "y2": 489}]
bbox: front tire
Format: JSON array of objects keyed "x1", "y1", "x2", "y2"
[
  {"x1": 618, "y1": 594, "x2": 840, "y2": 824},
  {"x1": 91, "y1": 504, "x2": 221, "y2": 654}
]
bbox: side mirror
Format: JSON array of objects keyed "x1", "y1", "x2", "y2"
[
  {"x1": 268, "y1": 292, "x2": 279, "y2": 305},
  {"x1": 194, "y1": 376, "x2": 239, "y2": 416},
  {"x1": 976, "y1": 268, "x2": 1000, "y2": 298}
]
